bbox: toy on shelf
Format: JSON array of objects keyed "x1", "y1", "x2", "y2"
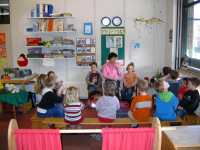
[{"x1": 0, "y1": 81, "x2": 4, "y2": 93}]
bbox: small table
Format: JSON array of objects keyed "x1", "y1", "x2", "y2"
[
  {"x1": 161, "y1": 125, "x2": 200, "y2": 150},
  {"x1": 0, "y1": 74, "x2": 38, "y2": 113},
  {"x1": 0, "y1": 90, "x2": 28, "y2": 119}
]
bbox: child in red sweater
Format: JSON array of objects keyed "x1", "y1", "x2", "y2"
[
  {"x1": 128, "y1": 79, "x2": 152, "y2": 127},
  {"x1": 177, "y1": 77, "x2": 189, "y2": 101}
]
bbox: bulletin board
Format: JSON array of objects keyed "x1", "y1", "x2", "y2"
[
  {"x1": 101, "y1": 27, "x2": 125, "y2": 66},
  {"x1": 76, "y1": 38, "x2": 96, "y2": 66}
]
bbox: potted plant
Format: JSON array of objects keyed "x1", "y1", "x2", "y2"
[
  {"x1": 3, "y1": 67, "x2": 11, "y2": 75},
  {"x1": 150, "y1": 68, "x2": 163, "y2": 83}
]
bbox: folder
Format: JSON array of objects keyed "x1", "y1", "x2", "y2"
[
  {"x1": 44, "y1": 4, "x2": 48, "y2": 17},
  {"x1": 39, "y1": 4, "x2": 43, "y2": 17},
  {"x1": 48, "y1": 4, "x2": 53, "y2": 17},
  {"x1": 36, "y1": 4, "x2": 40, "y2": 17}
]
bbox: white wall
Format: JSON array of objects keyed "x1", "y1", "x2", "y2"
[
  {"x1": 9, "y1": 0, "x2": 168, "y2": 89},
  {"x1": 165, "y1": 0, "x2": 176, "y2": 68}
]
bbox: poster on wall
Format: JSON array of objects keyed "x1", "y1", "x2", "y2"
[{"x1": 0, "y1": 33, "x2": 7, "y2": 63}]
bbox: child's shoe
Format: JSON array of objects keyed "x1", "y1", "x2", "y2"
[
  {"x1": 130, "y1": 124, "x2": 139, "y2": 128},
  {"x1": 93, "y1": 134, "x2": 103, "y2": 141}
]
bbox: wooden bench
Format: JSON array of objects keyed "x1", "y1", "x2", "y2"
[
  {"x1": 30, "y1": 113, "x2": 49, "y2": 129},
  {"x1": 42, "y1": 116, "x2": 183, "y2": 129},
  {"x1": 182, "y1": 113, "x2": 199, "y2": 125}
]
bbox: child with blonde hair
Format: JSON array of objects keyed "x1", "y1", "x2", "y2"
[
  {"x1": 154, "y1": 79, "x2": 179, "y2": 121},
  {"x1": 121, "y1": 62, "x2": 137, "y2": 104},
  {"x1": 37, "y1": 77, "x2": 66, "y2": 118},
  {"x1": 128, "y1": 79, "x2": 152, "y2": 128},
  {"x1": 96, "y1": 81, "x2": 120, "y2": 128},
  {"x1": 63, "y1": 86, "x2": 84, "y2": 129}
]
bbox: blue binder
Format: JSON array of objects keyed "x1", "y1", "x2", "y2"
[
  {"x1": 48, "y1": 4, "x2": 53, "y2": 17},
  {"x1": 36, "y1": 4, "x2": 40, "y2": 17}
]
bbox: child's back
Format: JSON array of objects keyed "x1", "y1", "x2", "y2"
[
  {"x1": 154, "y1": 79, "x2": 179, "y2": 121},
  {"x1": 167, "y1": 70, "x2": 181, "y2": 97},
  {"x1": 130, "y1": 94, "x2": 152, "y2": 121}
]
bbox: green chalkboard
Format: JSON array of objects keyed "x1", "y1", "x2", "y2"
[{"x1": 101, "y1": 27, "x2": 125, "y2": 66}]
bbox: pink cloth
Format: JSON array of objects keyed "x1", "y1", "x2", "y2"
[
  {"x1": 14, "y1": 129, "x2": 62, "y2": 150},
  {"x1": 103, "y1": 62, "x2": 123, "y2": 80},
  {"x1": 102, "y1": 128, "x2": 156, "y2": 150}
]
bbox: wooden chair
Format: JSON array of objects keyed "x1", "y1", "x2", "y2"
[
  {"x1": 8, "y1": 117, "x2": 174, "y2": 150},
  {"x1": 182, "y1": 113, "x2": 199, "y2": 126}
]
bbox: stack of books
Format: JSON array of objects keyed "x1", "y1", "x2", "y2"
[
  {"x1": 62, "y1": 39, "x2": 74, "y2": 46},
  {"x1": 62, "y1": 49, "x2": 74, "y2": 58},
  {"x1": 52, "y1": 36, "x2": 63, "y2": 46},
  {"x1": 50, "y1": 13, "x2": 72, "y2": 17}
]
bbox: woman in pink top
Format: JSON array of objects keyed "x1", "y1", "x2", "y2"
[{"x1": 103, "y1": 52, "x2": 123, "y2": 91}]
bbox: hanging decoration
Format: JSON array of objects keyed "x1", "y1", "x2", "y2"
[{"x1": 133, "y1": 0, "x2": 164, "y2": 34}]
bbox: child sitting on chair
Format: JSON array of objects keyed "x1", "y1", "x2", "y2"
[
  {"x1": 95, "y1": 81, "x2": 120, "y2": 129},
  {"x1": 85, "y1": 62, "x2": 103, "y2": 95},
  {"x1": 177, "y1": 77, "x2": 189, "y2": 101},
  {"x1": 120, "y1": 62, "x2": 138, "y2": 104},
  {"x1": 63, "y1": 86, "x2": 84, "y2": 129},
  {"x1": 128, "y1": 79, "x2": 152, "y2": 128},
  {"x1": 37, "y1": 77, "x2": 67, "y2": 118},
  {"x1": 161, "y1": 66, "x2": 172, "y2": 81},
  {"x1": 47, "y1": 71, "x2": 63, "y2": 91},
  {"x1": 177, "y1": 77, "x2": 200, "y2": 120},
  {"x1": 154, "y1": 79, "x2": 179, "y2": 121}
]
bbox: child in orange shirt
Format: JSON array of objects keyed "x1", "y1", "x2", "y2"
[
  {"x1": 177, "y1": 77, "x2": 189, "y2": 101},
  {"x1": 128, "y1": 79, "x2": 152, "y2": 127},
  {"x1": 120, "y1": 62, "x2": 137, "y2": 105}
]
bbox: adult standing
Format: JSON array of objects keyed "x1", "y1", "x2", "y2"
[{"x1": 103, "y1": 52, "x2": 123, "y2": 93}]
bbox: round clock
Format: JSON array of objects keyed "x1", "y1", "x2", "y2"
[
  {"x1": 101, "y1": 17, "x2": 111, "y2": 26},
  {"x1": 112, "y1": 16, "x2": 122, "y2": 26}
]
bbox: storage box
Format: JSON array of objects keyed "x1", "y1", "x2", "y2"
[
  {"x1": 116, "y1": 101, "x2": 129, "y2": 118},
  {"x1": 26, "y1": 38, "x2": 41, "y2": 44},
  {"x1": 6, "y1": 98, "x2": 32, "y2": 112},
  {"x1": 28, "y1": 48, "x2": 42, "y2": 54}
]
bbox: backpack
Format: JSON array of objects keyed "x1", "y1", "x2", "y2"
[{"x1": 28, "y1": 91, "x2": 37, "y2": 107}]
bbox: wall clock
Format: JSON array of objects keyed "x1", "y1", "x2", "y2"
[
  {"x1": 112, "y1": 16, "x2": 122, "y2": 26},
  {"x1": 101, "y1": 17, "x2": 111, "y2": 26}
]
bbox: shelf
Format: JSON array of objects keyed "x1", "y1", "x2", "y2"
[
  {"x1": 25, "y1": 17, "x2": 74, "y2": 19},
  {"x1": 27, "y1": 31, "x2": 75, "y2": 33},
  {"x1": 24, "y1": 46, "x2": 75, "y2": 48},
  {"x1": 27, "y1": 58, "x2": 74, "y2": 59}
]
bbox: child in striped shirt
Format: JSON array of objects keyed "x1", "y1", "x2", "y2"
[{"x1": 63, "y1": 86, "x2": 84, "y2": 129}]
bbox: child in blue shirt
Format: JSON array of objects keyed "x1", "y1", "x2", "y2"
[{"x1": 154, "y1": 79, "x2": 179, "y2": 121}]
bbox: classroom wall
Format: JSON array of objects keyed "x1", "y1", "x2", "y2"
[
  {"x1": 0, "y1": 24, "x2": 12, "y2": 75},
  {"x1": 8, "y1": 0, "x2": 170, "y2": 96}
]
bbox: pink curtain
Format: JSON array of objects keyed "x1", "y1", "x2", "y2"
[
  {"x1": 14, "y1": 129, "x2": 62, "y2": 150},
  {"x1": 102, "y1": 128, "x2": 156, "y2": 150}
]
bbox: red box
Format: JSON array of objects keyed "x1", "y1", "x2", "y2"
[{"x1": 26, "y1": 38, "x2": 41, "y2": 44}]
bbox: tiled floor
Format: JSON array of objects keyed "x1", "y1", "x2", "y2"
[{"x1": 0, "y1": 99, "x2": 155, "y2": 150}]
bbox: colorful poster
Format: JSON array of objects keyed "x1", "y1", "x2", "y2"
[{"x1": 0, "y1": 33, "x2": 6, "y2": 58}]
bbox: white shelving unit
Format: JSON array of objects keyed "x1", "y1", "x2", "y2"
[{"x1": 26, "y1": 16, "x2": 75, "y2": 61}]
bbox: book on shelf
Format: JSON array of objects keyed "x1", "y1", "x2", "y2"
[
  {"x1": 58, "y1": 22, "x2": 64, "y2": 31},
  {"x1": 36, "y1": 4, "x2": 53, "y2": 17},
  {"x1": 36, "y1": 4, "x2": 40, "y2": 17},
  {"x1": 50, "y1": 13, "x2": 72, "y2": 17},
  {"x1": 40, "y1": 4, "x2": 43, "y2": 17}
]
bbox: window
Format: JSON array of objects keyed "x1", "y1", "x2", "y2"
[
  {"x1": 182, "y1": 0, "x2": 200, "y2": 72},
  {"x1": 0, "y1": 0, "x2": 10, "y2": 24}
]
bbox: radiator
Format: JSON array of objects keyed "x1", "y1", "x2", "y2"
[{"x1": 62, "y1": 81, "x2": 88, "y2": 99}]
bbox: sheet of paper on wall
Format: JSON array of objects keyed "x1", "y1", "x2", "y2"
[
  {"x1": 86, "y1": 38, "x2": 90, "y2": 44},
  {"x1": 91, "y1": 47, "x2": 95, "y2": 53},
  {"x1": 130, "y1": 40, "x2": 139, "y2": 60},
  {"x1": 0, "y1": 58, "x2": 7, "y2": 62},
  {"x1": 43, "y1": 58, "x2": 55, "y2": 66},
  {"x1": 0, "y1": 64, "x2": 4, "y2": 68},
  {"x1": 110, "y1": 48, "x2": 118, "y2": 56},
  {"x1": 19, "y1": 38, "x2": 26, "y2": 47}
]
